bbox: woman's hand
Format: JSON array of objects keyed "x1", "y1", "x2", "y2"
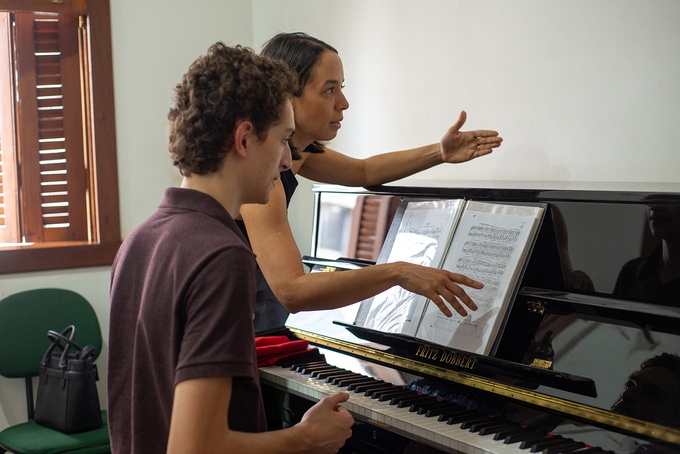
[
  {"x1": 393, "y1": 261, "x2": 482, "y2": 317},
  {"x1": 440, "y1": 111, "x2": 503, "y2": 163}
]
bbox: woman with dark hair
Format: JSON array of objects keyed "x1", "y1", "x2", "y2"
[{"x1": 239, "y1": 32, "x2": 503, "y2": 333}]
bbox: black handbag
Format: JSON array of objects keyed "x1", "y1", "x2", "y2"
[{"x1": 34, "y1": 325, "x2": 102, "y2": 434}]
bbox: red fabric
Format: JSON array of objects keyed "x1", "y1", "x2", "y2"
[
  {"x1": 255, "y1": 336, "x2": 312, "y2": 367},
  {"x1": 255, "y1": 335, "x2": 290, "y2": 347}
]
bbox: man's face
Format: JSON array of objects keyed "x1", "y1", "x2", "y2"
[{"x1": 248, "y1": 99, "x2": 295, "y2": 204}]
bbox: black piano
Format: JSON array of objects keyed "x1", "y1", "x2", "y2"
[{"x1": 259, "y1": 181, "x2": 680, "y2": 454}]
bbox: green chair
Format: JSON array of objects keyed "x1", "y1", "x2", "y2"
[{"x1": 0, "y1": 288, "x2": 110, "y2": 454}]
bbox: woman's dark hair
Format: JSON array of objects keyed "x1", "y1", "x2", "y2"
[
  {"x1": 262, "y1": 32, "x2": 338, "y2": 157},
  {"x1": 168, "y1": 42, "x2": 297, "y2": 176}
]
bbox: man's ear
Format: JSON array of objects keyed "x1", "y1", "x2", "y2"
[{"x1": 233, "y1": 120, "x2": 254, "y2": 158}]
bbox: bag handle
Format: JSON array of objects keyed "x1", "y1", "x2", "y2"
[
  {"x1": 41, "y1": 325, "x2": 84, "y2": 368},
  {"x1": 47, "y1": 326, "x2": 83, "y2": 352}
]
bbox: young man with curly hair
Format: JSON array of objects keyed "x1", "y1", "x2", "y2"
[{"x1": 108, "y1": 42, "x2": 353, "y2": 454}]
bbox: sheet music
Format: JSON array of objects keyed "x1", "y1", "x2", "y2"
[
  {"x1": 355, "y1": 199, "x2": 465, "y2": 336},
  {"x1": 416, "y1": 201, "x2": 543, "y2": 354}
]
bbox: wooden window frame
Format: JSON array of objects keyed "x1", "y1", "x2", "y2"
[{"x1": 0, "y1": 0, "x2": 120, "y2": 274}]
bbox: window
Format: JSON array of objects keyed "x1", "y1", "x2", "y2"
[{"x1": 0, "y1": 0, "x2": 119, "y2": 274}]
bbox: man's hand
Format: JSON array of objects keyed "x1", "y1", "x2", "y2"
[{"x1": 299, "y1": 392, "x2": 354, "y2": 454}]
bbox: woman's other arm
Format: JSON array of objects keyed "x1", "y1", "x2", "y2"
[{"x1": 299, "y1": 111, "x2": 502, "y2": 187}]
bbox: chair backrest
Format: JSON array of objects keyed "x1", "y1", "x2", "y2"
[{"x1": 0, "y1": 288, "x2": 103, "y2": 379}]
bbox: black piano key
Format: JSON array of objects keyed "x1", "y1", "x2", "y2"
[
  {"x1": 425, "y1": 403, "x2": 465, "y2": 418},
  {"x1": 332, "y1": 375, "x2": 372, "y2": 387},
  {"x1": 478, "y1": 422, "x2": 522, "y2": 436},
  {"x1": 409, "y1": 397, "x2": 444, "y2": 413},
  {"x1": 315, "y1": 369, "x2": 348, "y2": 379},
  {"x1": 347, "y1": 379, "x2": 382, "y2": 391},
  {"x1": 311, "y1": 367, "x2": 346, "y2": 379},
  {"x1": 493, "y1": 426, "x2": 530, "y2": 440},
  {"x1": 289, "y1": 359, "x2": 325, "y2": 367},
  {"x1": 467, "y1": 417, "x2": 511, "y2": 432},
  {"x1": 354, "y1": 382, "x2": 392, "y2": 394},
  {"x1": 377, "y1": 391, "x2": 413, "y2": 403},
  {"x1": 504, "y1": 430, "x2": 550, "y2": 445},
  {"x1": 376, "y1": 390, "x2": 414, "y2": 402},
  {"x1": 318, "y1": 367, "x2": 352, "y2": 376},
  {"x1": 531, "y1": 437, "x2": 576, "y2": 451},
  {"x1": 372, "y1": 388, "x2": 410, "y2": 401},
  {"x1": 302, "y1": 365, "x2": 338, "y2": 376},
  {"x1": 326, "y1": 369, "x2": 358, "y2": 378},
  {"x1": 362, "y1": 384, "x2": 398, "y2": 396},
  {"x1": 322, "y1": 371, "x2": 358, "y2": 382},
  {"x1": 393, "y1": 395, "x2": 435, "y2": 408},
  {"x1": 297, "y1": 362, "x2": 333, "y2": 371},
  {"x1": 328, "y1": 373, "x2": 362, "y2": 385},
  {"x1": 414, "y1": 400, "x2": 451, "y2": 415},
  {"x1": 460, "y1": 416, "x2": 494, "y2": 430},
  {"x1": 327, "y1": 374, "x2": 362, "y2": 385},
  {"x1": 567, "y1": 448, "x2": 605, "y2": 453},
  {"x1": 446, "y1": 412, "x2": 487, "y2": 425},
  {"x1": 369, "y1": 386, "x2": 409, "y2": 397},
  {"x1": 291, "y1": 361, "x2": 327, "y2": 372},
  {"x1": 521, "y1": 435, "x2": 564, "y2": 450},
  {"x1": 542, "y1": 441, "x2": 586, "y2": 453},
  {"x1": 436, "y1": 408, "x2": 470, "y2": 422}
]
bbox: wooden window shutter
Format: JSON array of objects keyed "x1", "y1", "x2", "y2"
[
  {"x1": 0, "y1": 0, "x2": 121, "y2": 274},
  {"x1": 0, "y1": 12, "x2": 18, "y2": 243},
  {"x1": 14, "y1": 11, "x2": 88, "y2": 242}
]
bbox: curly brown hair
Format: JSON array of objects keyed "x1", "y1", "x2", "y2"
[{"x1": 168, "y1": 42, "x2": 297, "y2": 176}]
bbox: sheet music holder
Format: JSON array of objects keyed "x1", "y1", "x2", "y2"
[
  {"x1": 284, "y1": 257, "x2": 374, "y2": 345},
  {"x1": 354, "y1": 198, "x2": 545, "y2": 355}
]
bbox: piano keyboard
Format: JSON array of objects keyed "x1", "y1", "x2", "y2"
[{"x1": 259, "y1": 361, "x2": 613, "y2": 454}]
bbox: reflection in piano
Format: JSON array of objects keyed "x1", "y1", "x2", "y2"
[{"x1": 259, "y1": 182, "x2": 680, "y2": 454}]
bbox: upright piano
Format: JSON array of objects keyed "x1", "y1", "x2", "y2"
[{"x1": 259, "y1": 181, "x2": 680, "y2": 454}]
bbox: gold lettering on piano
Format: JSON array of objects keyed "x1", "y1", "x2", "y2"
[
  {"x1": 414, "y1": 344, "x2": 477, "y2": 369},
  {"x1": 415, "y1": 344, "x2": 440, "y2": 361},
  {"x1": 438, "y1": 350, "x2": 477, "y2": 369}
]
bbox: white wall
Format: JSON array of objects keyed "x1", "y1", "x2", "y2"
[
  {"x1": 2, "y1": 0, "x2": 679, "y2": 431},
  {"x1": 0, "y1": 0, "x2": 253, "y2": 429},
  {"x1": 253, "y1": 0, "x2": 680, "y2": 255}
]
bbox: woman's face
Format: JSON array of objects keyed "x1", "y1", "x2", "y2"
[{"x1": 291, "y1": 50, "x2": 349, "y2": 147}]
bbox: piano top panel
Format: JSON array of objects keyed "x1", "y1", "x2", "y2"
[{"x1": 313, "y1": 180, "x2": 680, "y2": 203}]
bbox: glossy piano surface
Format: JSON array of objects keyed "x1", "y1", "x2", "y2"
[{"x1": 261, "y1": 181, "x2": 680, "y2": 454}]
